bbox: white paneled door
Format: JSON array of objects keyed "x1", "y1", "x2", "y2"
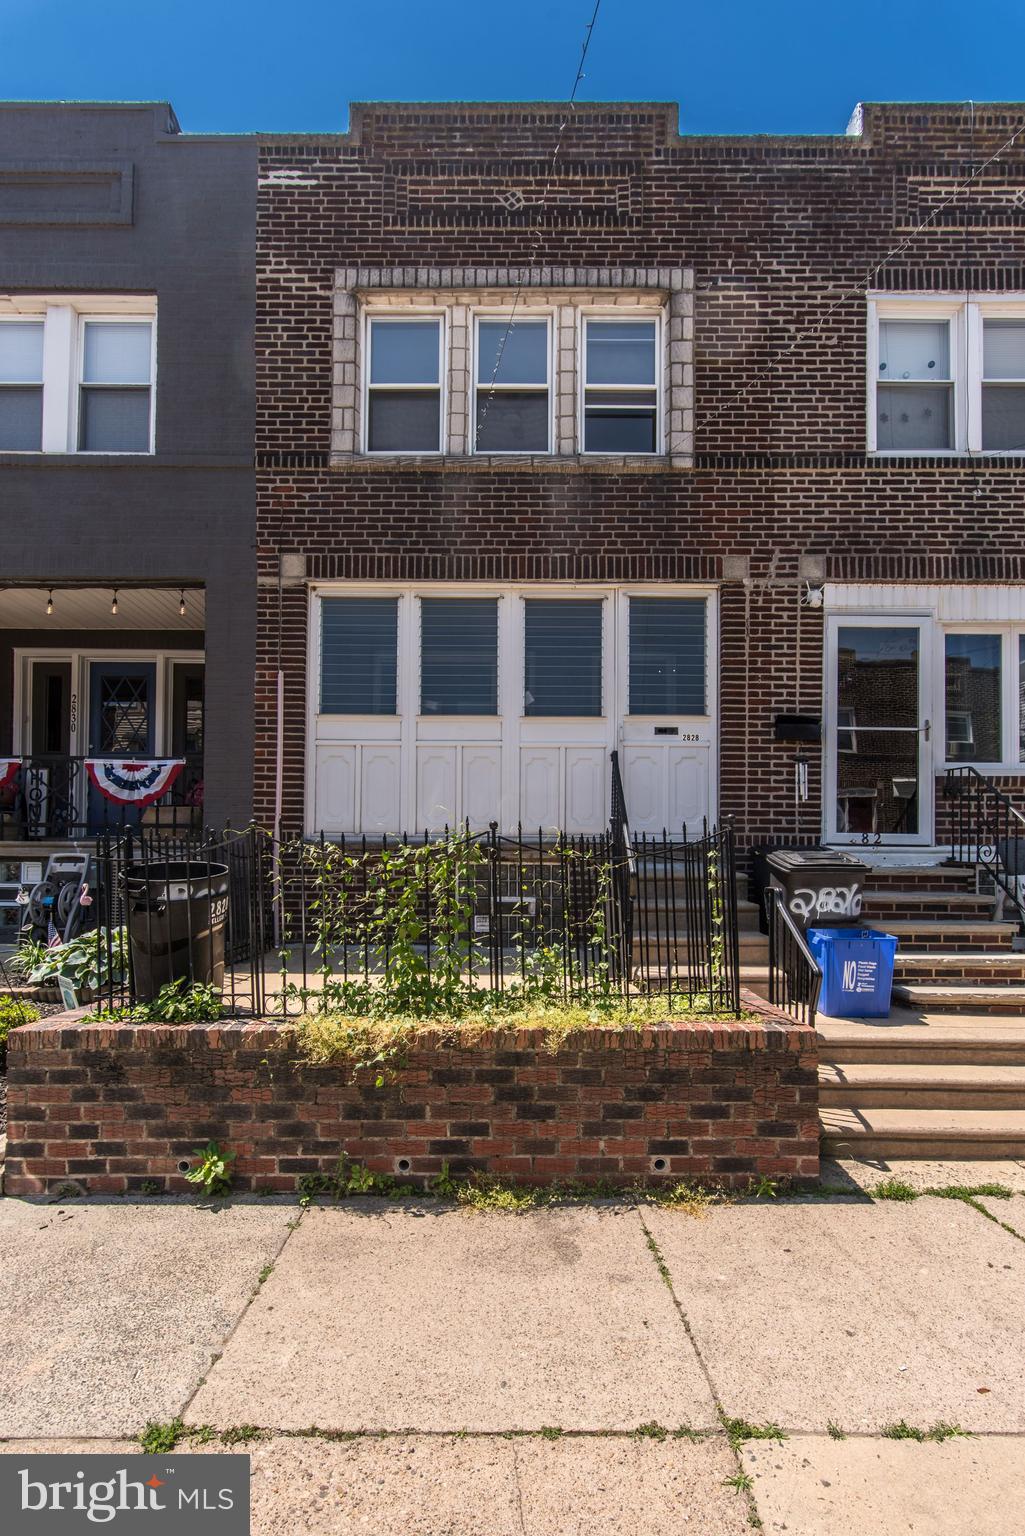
[{"x1": 308, "y1": 586, "x2": 716, "y2": 836}]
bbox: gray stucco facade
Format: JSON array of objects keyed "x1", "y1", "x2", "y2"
[{"x1": 0, "y1": 102, "x2": 256, "y2": 829}]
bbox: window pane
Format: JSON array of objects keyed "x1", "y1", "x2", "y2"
[
  {"x1": 1020, "y1": 635, "x2": 1025, "y2": 761},
  {"x1": 982, "y1": 385, "x2": 1025, "y2": 451},
  {"x1": 837, "y1": 627, "x2": 919, "y2": 729},
  {"x1": 369, "y1": 320, "x2": 440, "y2": 385},
  {"x1": 79, "y1": 387, "x2": 151, "y2": 451},
  {"x1": 83, "y1": 322, "x2": 151, "y2": 384},
  {"x1": 476, "y1": 320, "x2": 547, "y2": 385},
  {"x1": 878, "y1": 320, "x2": 949, "y2": 381},
  {"x1": 584, "y1": 398, "x2": 657, "y2": 453},
  {"x1": 629, "y1": 598, "x2": 706, "y2": 715},
  {"x1": 0, "y1": 387, "x2": 43, "y2": 450},
  {"x1": 321, "y1": 597, "x2": 398, "y2": 714},
  {"x1": 945, "y1": 633, "x2": 1002, "y2": 761},
  {"x1": 475, "y1": 392, "x2": 549, "y2": 452},
  {"x1": 0, "y1": 321, "x2": 43, "y2": 382},
  {"x1": 421, "y1": 598, "x2": 498, "y2": 715},
  {"x1": 367, "y1": 391, "x2": 440, "y2": 451},
  {"x1": 524, "y1": 600, "x2": 603, "y2": 717},
  {"x1": 586, "y1": 320, "x2": 657, "y2": 386},
  {"x1": 876, "y1": 383, "x2": 952, "y2": 450},
  {"x1": 836, "y1": 730, "x2": 919, "y2": 836},
  {"x1": 984, "y1": 320, "x2": 1025, "y2": 379}
]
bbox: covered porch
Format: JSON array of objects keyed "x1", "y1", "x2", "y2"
[{"x1": 0, "y1": 583, "x2": 205, "y2": 848}]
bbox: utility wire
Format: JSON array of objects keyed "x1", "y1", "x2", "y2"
[{"x1": 474, "y1": 0, "x2": 603, "y2": 449}]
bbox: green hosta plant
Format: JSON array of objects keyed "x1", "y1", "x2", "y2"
[
  {"x1": 12, "y1": 927, "x2": 128, "y2": 990},
  {"x1": 185, "y1": 1141, "x2": 235, "y2": 1198}
]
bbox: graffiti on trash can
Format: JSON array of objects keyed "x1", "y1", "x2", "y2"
[{"x1": 788, "y1": 884, "x2": 863, "y2": 923}]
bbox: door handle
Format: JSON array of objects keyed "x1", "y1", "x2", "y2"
[{"x1": 922, "y1": 719, "x2": 931, "y2": 742}]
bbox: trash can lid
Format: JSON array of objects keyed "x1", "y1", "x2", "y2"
[{"x1": 766, "y1": 848, "x2": 868, "y2": 875}]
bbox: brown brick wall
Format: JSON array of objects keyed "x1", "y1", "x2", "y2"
[
  {"x1": 254, "y1": 100, "x2": 1025, "y2": 845},
  {"x1": 4, "y1": 1003, "x2": 819, "y2": 1195}
]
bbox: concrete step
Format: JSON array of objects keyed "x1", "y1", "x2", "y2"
[
  {"x1": 631, "y1": 931, "x2": 766, "y2": 957},
  {"x1": 894, "y1": 952, "x2": 1025, "y2": 984},
  {"x1": 818, "y1": 1010, "x2": 1025, "y2": 1065},
  {"x1": 866, "y1": 919, "x2": 1018, "y2": 951},
  {"x1": 820, "y1": 1104, "x2": 1025, "y2": 1159},
  {"x1": 819, "y1": 1062, "x2": 1025, "y2": 1111},
  {"x1": 862, "y1": 891, "x2": 995, "y2": 919},
  {"x1": 892, "y1": 982, "x2": 1025, "y2": 1015}
]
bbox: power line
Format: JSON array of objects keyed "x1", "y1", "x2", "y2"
[{"x1": 475, "y1": 0, "x2": 603, "y2": 449}]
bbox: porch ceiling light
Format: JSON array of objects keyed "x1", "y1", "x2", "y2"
[
  {"x1": 111, "y1": 588, "x2": 118, "y2": 616},
  {"x1": 179, "y1": 589, "x2": 186, "y2": 617},
  {"x1": 46, "y1": 588, "x2": 53, "y2": 615}
]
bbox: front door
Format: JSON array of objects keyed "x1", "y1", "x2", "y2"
[
  {"x1": 826, "y1": 619, "x2": 932, "y2": 846},
  {"x1": 87, "y1": 661, "x2": 157, "y2": 830}
]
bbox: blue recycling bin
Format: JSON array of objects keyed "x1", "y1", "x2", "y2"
[{"x1": 806, "y1": 927, "x2": 898, "y2": 1018}]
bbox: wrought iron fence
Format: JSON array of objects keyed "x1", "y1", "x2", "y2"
[
  {"x1": 945, "y1": 765, "x2": 1025, "y2": 930},
  {"x1": 0, "y1": 754, "x2": 203, "y2": 840},
  {"x1": 765, "y1": 885, "x2": 822, "y2": 1027},
  {"x1": 22, "y1": 816, "x2": 741, "y2": 1019}
]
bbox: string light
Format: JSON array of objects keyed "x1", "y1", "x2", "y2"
[
  {"x1": 46, "y1": 588, "x2": 53, "y2": 616},
  {"x1": 179, "y1": 589, "x2": 186, "y2": 617},
  {"x1": 111, "y1": 588, "x2": 119, "y2": 616}
]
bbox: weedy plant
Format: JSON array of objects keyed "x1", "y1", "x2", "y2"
[{"x1": 185, "y1": 1141, "x2": 235, "y2": 1198}]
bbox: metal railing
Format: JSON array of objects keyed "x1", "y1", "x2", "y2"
[
  {"x1": 765, "y1": 884, "x2": 822, "y2": 1026},
  {"x1": 944, "y1": 765, "x2": 1025, "y2": 929},
  {"x1": 0, "y1": 754, "x2": 203, "y2": 840}
]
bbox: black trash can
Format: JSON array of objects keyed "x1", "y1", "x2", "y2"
[
  {"x1": 122, "y1": 860, "x2": 229, "y2": 1002},
  {"x1": 766, "y1": 848, "x2": 869, "y2": 930},
  {"x1": 751, "y1": 843, "x2": 827, "y2": 934}
]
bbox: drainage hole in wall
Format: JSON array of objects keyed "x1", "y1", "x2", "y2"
[
  {"x1": 395, "y1": 1157, "x2": 412, "y2": 1175},
  {"x1": 176, "y1": 1159, "x2": 192, "y2": 1175},
  {"x1": 650, "y1": 1156, "x2": 669, "y2": 1174}
]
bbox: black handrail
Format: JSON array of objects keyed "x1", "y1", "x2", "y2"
[
  {"x1": 608, "y1": 750, "x2": 635, "y2": 983},
  {"x1": 765, "y1": 884, "x2": 822, "y2": 1027},
  {"x1": 945, "y1": 765, "x2": 1025, "y2": 930}
]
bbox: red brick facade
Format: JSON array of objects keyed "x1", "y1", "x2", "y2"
[
  {"x1": 255, "y1": 101, "x2": 1025, "y2": 852},
  {"x1": 4, "y1": 1004, "x2": 818, "y2": 1195}
]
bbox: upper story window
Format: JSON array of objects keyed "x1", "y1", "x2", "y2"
[
  {"x1": 365, "y1": 316, "x2": 443, "y2": 453},
  {"x1": 583, "y1": 317, "x2": 659, "y2": 454},
  {"x1": 869, "y1": 296, "x2": 1025, "y2": 455},
  {"x1": 473, "y1": 317, "x2": 550, "y2": 453},
  {"x1": 0, "y1": 298, "x2": 155, "y2": 454}
]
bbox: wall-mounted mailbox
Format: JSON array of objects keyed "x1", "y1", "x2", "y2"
[
  {"x1": 654, "y1": 726, "x2": 679, "y2": 736},
  {"x1": 774, "y1": 713, "x2": 821, "y2": 743}
]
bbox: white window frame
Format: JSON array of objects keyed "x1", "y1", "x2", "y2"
[
  {"x1": 0, "y1": 318, "x2": 46, "y2": 452},
  {"x1": 361, "y1": 310, "x2": 446, "y2": 456},
  {"x1": 0, "y1": 296, "x2": 157, "y2": 455},
  {"x1": 74, "y1": 313, "x2": 157, "y2": 456},
  {"x1": 579, "y1": 309, "x2": 663, "y2": 457},
  {"x1": 470, "y1": 308, "x2": 554, "y2": 456},
  {"x1": 868, "y1": 293, "x2": 1025, "y2": 455},
  {"x1": 941, "y1": 622, "x2": 1025, "y2": 771}
]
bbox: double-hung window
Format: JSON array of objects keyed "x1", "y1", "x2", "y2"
[
  {"x1": 0, "y1": 321, "x2": 44, "y2": 451},
  {"x1": 0, "y1": 301, "x2": 155, "y2": 454},
  {"x1": 870, "y1": 297, "x2": 1025, "y2": 454},
  {"x1": 583, "y1": 317, "x2": 659, "y2": 453},
  {"x1": 943, "y1": 627, "x2": 1025, "y2": 766},
  {"x1": 473, "y1": 317, "x2": 550, "y2": 452},
  {"x1": 365, "y1": 316, "x2": 443, "y2": 453}
]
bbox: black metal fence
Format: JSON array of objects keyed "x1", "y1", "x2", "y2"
[
  {"x1": 945, "y1": 765, "x2": 1025, "y2": 930},
  {"x1": 64, "y1": 817, "x2": 741, "y2": 1019},
  {"x1": 765, "y1": 885, "x2": 822, "y2": 1027},
  {"x1": 0, "y1": 754, "x2": 204, "y2": 840}
]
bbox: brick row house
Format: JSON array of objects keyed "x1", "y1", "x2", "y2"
[
  {"x1": 0, "y1": 102, "x2": 256, "y2": 906},
  {"x1": 255, "y1": 100, "x2": 1025, "y2": 862}
]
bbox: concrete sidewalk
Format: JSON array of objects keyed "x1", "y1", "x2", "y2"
[{"x1": 2, "y1": 1169, "x2": 1025, "y2": 1533}]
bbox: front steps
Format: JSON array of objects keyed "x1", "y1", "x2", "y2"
[{"x1": 814, "y1": 863, "x2": 1025, "y2": 1159}]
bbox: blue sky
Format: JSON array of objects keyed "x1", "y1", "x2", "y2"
[{"x1": 2, "y1": 0, "x2": 1024, "y2": 135}]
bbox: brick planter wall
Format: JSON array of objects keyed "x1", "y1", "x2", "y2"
[{"x1": 4, "y1": 994, "x2": 817, "y2": 1195}]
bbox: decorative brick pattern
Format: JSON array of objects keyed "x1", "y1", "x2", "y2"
[{"x1": 4, "y1": 997, "x2": 818, "y2": 1195}]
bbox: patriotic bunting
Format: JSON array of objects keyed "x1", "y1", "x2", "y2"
[
  {"x1": 0, "y1": 759, "x2": 20, "y2": 791},
  {"x1": 84, "y1": 759, "x2": 184, "y2": 808}
]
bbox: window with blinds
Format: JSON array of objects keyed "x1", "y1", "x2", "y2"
[
  {"x1": 524, "y1": 599, "x2": 603, "y2": 716},
  {"x1": 320, "y1": 597, "x2": 398, "y2": 714},
  {"x1": 421, "y1": 598, "x2": 498, "y2": 715},
  {"x1": 628, "y1": 597, "x2": 706, "y2": 715}
]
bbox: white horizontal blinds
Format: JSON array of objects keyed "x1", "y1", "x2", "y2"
[
  {"x1": 320, "y1": 597, "x2": 398, "y2": 714},
  {"x1": 584, "y1": 319, "x2": 658, "y2": 453},
  {"x1": 524, "y1": 599, "x2": 603, "y2": 716},
  {"x1": 421, "y1": 597, "x2": 498, "y2": 715},
  {"x1": 0, "y1": 321, "x2": 44, "y2": 450},
  {"x1": 475, "y1": 319, "x2": 549, "y2": 452},
  {"x1": 79, "y1": 321, "x2": 153, "y2": 451},
  {"x1": 982, "y1": 320, "x2": 1025, "y2": 451},
  {"x1": 367, "y1": 318, "x2": 442, "y2": 451},
  {"x1": 629, "y1": 597, "x2": 706, "y2": 715},
  {"x1": 876, "y1": 319, "x2": 952, "y2": 450},
  {"x1": 944, "y1": 633, "x2": 1001, "y2": 761}
]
